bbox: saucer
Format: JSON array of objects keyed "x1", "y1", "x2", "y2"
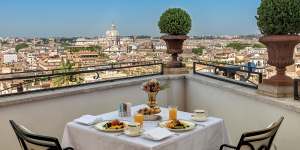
[
  {"x1": 124, "y1": 129, "x2": 144, "y2": 137},
  {"x1": 191, "y1": 116, "x2": 208, "y2": 122}
]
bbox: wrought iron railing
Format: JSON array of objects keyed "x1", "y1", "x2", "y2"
[
  {"x1": 193, "y1": 61, "x2": 263, "y2": 89},
  {"x1": 0, "y1": 61, "x2": 163, "y2": 97}
]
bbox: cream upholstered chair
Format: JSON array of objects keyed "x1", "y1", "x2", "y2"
[{"x1": 219, "y1": 117, "x2": 284, "y2": 150}]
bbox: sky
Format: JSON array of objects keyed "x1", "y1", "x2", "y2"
[{"x1": 0, "y1": 0, "x2": 261, "y2": 37}]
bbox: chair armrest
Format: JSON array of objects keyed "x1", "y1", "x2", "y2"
[
  {"x1": 63, "y1": 147, "x2": 74, "y2": 150},
  {"x1": 219, "y1": 144, "x2": 237, "y2": 150}
]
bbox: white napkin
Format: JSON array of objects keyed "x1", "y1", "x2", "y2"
[
  {"x1": 143, "y1": 127, "x2": 174, "y2": 141},
  {"x1": 74, "y1": 115, "x2": 101, "y2": 125}
]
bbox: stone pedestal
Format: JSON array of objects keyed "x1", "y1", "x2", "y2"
[
  {"x1": 257, "y1": 83, "x2": 293, "y2": 98},
  {"x1": 164, "y1": 67, "x2": 189, "y2": 75}
]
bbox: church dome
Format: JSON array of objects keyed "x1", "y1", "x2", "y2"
[{"x1": 106, "y1": 24, "x2": 119, "y2": 37}]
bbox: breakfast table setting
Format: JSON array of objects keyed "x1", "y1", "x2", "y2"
[{"x1": 61, "y1": 79, "x2": 230, "y2": 150}]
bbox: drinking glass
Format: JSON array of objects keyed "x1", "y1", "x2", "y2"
[
  {"x1": 169, "y1": 106, "x2": 177, "y2": 120},
  {"x1": 134, "y1": 113, "x2": 144, "y2": 126}
]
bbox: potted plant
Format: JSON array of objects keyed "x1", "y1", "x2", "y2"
[
  {"x1": 256, "y1": 0, "x2": 300, "y2": 86},
  {"x1": 158, "y1": 8, "x2": 192, "y2": 68}
]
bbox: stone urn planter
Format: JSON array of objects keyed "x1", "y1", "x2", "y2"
[
  {"x1": 158, "y1": 8, "x2": 191, "y2": 70},
  {"x1": 161, "y1": 35, "x2": 189, "y2": 68},
  {"x1": 259, "y1": 35, "x2": 300, "y2": 86},
  {"x1": 256, "y1": 0, "x2": 300, "y2": 97}
]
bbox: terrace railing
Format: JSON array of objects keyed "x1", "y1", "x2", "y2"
[
  {"x1": 0, "y1": 61, "x2": 163, "y2": 97},
  {"x1": 193, "y1": 61, "x2": 263, "y2": 89}
]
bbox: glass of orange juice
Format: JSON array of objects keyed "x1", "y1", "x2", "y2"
[
  {"x1": 134, "y1": 113, "x2": 144, "y2": 126},
  {"x1": 169, "y1": 106, "x2": 177, "y2": 120}
]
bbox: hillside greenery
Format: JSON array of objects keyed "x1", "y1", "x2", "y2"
[{"x1": 15, "y1": 43, "x2": 29, "y2": 52}]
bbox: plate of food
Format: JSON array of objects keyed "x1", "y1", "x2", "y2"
[
  {"x1": 94, "y1": 119, "x2": 127, "y2": 132},
  {"x1": 137, "y1": 107, "x2": 161, "y2": 121},
  {"x1": 159, "y1": 120, "x2": 196, "y2": 132}
]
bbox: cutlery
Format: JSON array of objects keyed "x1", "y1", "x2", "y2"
[
  {"x1": 114, "y1": 132, "x2": 124, "y2": 136},
  {"x1": 190, "y1": 121, "x2": 206, "y2": 127}
]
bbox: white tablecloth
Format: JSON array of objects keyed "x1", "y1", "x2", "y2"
[{"x1": 62, "y1": 105, "x2": 229, "y2": 150}]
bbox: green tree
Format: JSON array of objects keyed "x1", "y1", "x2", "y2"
[
  {"x1": 226, "y1": 42, "x2": 251, "y2": 51},
  {"x1": 15, "y1": 43, "x2": 29, "y2": 52},
  {"x1": 61, "y1": 42, "x2": 72, "y2": 48},
  {"x1": 252, "y1": 43, "x2": 266, "y2": 48},
  {"x1": 192, "y1": 47, "x2": 204, "y2": 55},
  {"x1": 52, "y1": 60, "x2": 84, "y2": 87},
  {"x1": 41, "y1": 38, "x2": 49, "y2": 44}
]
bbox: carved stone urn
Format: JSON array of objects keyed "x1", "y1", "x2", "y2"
[
  {"x1": 161, "y1": 35, "x2": 189, "y2": 68},
  {"x1": 259, "y1": 35, "x2": 300, "y2": 86}
]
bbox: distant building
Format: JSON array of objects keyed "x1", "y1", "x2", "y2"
[
  {"x1": 242, "y1": 48, "x2": 267, "y2": 55},
  {"x1": 49, "y1": 38, "x2": 56, "y2": 48},
  {"x1": 213, "y1": 49, "x2": 236, "y2": 63},
  {"x1": 75, "y1": 38, "x2": 99, "y2": 46},
  {"x1": 1, "y1": 67, "x2": 11, "y2": 73},
  {"x1": 128, "y1": 44, "x2": 138, "y2": 50},
  {"x1": 153, "y1": 42, "x2": 167, "y2": 50},
  {"x1": 72, "y1": 51, "x2": 107, "y2": 67},
  {"x1": 249, "y1": 54, "x2": 266, "y2": 68},
  {"x1": 183, "y1": 40, "x2": 198, "y2": 50},
  {"x1": 106, "y1": 24, "x2": 120, "y2": 47},
  {"x1": 3, "y1": 53, "x2": 17, "y2": 64},
  {"x1": 26, "y1": 52, "x2": 37, "y2": 65},
  {"x1": 104, "y1": 24, "x2": 126, "y2": 52},
  {"x1": 38, "y1": 55, "x2": 62, "y2": 70}
]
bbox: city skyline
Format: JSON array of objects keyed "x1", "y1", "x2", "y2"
[{"x1": 0, "y1": 0, "x2": 261, "y2": 37}]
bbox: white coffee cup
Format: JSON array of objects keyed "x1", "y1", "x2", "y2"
[
  {"x1": 192, "y1": 109, "x2": 207, "y2": 119},
  {"x1": 125, "y1": 123, "x2": 141, "y2": 135}
]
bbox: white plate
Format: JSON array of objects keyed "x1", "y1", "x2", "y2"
[
  {"x1": 94, "y1": 121, "x2": 127, "y2": 132},
  {"x1": 159, "y1": 120, "x2": 196, "y2": 132},
  {"x1": 192, "y1": 117, "x2": 208, "y2": 122}
]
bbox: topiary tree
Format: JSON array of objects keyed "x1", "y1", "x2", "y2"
[
  {"x1": 256, "y1": 0, "x2": 300, "y2": 35},
  {"x1": 158, "y1": 8, "x2": 192, "y2": 35}
]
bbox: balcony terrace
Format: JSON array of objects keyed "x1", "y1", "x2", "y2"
[{"x1": 1, "y1": 62, "x2": 300, "y2": 149}]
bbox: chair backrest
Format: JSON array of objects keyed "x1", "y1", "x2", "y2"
[
  {"x1": 10, "y1": 120, "x2": 63, "y2": 150},
  {"x1": 236, "y1": 117, "x2": 284, "y2": 150}
]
